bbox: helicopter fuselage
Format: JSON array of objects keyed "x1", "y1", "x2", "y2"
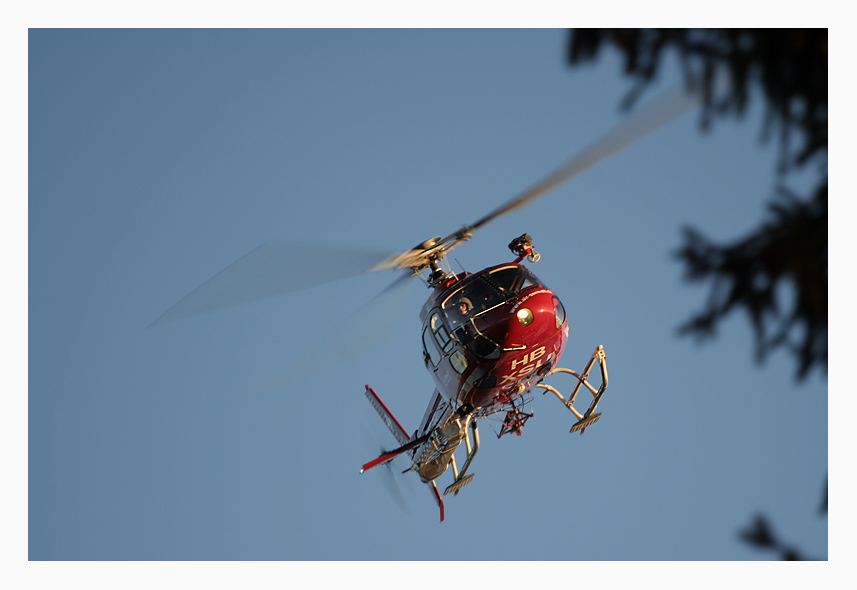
[
  {"x1": 418, "y1": 262, "x2": 569, "y2": 410},
  {"x1": 362, "y1": 251, "x2": 607, "y2": 521}
]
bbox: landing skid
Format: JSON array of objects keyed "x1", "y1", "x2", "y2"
[
  {"x1": 537, "y1": 345, "x2": 608, "y2": 435},
  {"x1": 362, "y1": 345, "x2": 609, "y2": 523},
  {"x1": 445, "y1": 474, "x2": 474, "y2": 495}
]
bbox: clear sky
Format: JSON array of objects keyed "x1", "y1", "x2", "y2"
[{"x1": 28, "y1": 28, "x2": 828, "y2": 571}]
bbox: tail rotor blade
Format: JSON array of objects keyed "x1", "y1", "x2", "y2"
[
  {"x1": 378, "y1": 455, "x2": 413, "y2": 514},
  {"x1": 360, "y1": 402, "x2": 414, "y2": 514}
]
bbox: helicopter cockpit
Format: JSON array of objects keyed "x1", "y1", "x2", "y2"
[{"x1": 441, "y1": 265, "x2": 541, "y2": 329}]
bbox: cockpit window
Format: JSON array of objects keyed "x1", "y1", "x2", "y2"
[
  {"x1": 441, "y1": 266, "x2": 541, "y2": 328},
  {"x1": 430, "y1": 313, "x2": 453, "y2": 352},
  {"x1": 552, "y1": 295, "x2": 566, "y2": 329}
]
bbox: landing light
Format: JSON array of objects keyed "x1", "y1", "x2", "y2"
[{"x1": 516, "y1": 308, "x2": 534, "y2": 326}]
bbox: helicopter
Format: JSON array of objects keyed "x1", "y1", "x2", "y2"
[
  {"x1": 356, "y1": 231, "x2": 608, "y2": 522},
  {"x1": 153, "y1": 82, "x2": 702, "y2": 522}
]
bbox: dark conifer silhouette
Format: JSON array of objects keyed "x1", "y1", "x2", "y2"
[{"x1": 566, "y1": 28, "x2": 827, "y2": 559}]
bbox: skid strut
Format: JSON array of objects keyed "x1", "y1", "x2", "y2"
[
  {"x1": 537, "y1": 345, "x2": 608, "y2": 434},
  {"x1": 444, "y1": 415, "x2": 480, "y2": 496}
]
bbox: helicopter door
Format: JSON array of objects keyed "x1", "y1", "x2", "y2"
[
  {"x1": 423, "y1": 313, "x2": 454, "y2": 368},
  {"x1": 424, "y1": 313, "x2": 462, "y2": 394},
  {"x1": 422, "y1": 326, "x2": 443, "y2": 368}
]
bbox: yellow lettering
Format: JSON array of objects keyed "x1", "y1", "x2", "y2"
[
  {"x1": 510, "y1": 354, "x2": 529, "y2": 371},
  {"x1": 499, "y1": 374, "x2": 518, "y2": 386}
]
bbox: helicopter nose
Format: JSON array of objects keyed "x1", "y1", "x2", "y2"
[{"x1": 503, "y1": 290, "x2": 563, "y2": 346}]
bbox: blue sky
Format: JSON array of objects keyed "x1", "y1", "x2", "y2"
[{"x1": 28, "y1": 28, "x2": 828, "y2": 571}]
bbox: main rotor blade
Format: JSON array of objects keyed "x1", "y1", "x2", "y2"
[
  {"x1": 466, "y1": 83, "x2": 701, "y2": 233},
  {"x1": 252, "y1": 271, "x2": 416, "y2": 396},
  {"x1": 151, "y1": 241, "x2": 393, "y2": 326}
]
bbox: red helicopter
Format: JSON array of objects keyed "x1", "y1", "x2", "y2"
[
  {"x1": 153, "y1": 84, "x2": 699, "y2": 522},
  {"x1": 357, "y1": 231, "x2": 608, "y2": 522}
]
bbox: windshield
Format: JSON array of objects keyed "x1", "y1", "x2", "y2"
[{"x1": 442, "y1": 265, "x2": 541, "y2": 328}]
